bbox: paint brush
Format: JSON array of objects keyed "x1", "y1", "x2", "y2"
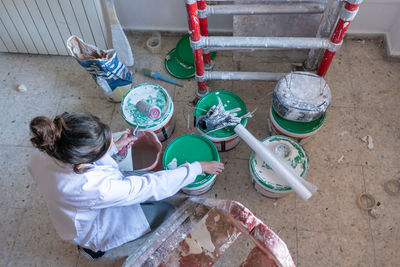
[{"x1": 141, "y1": 68, "x2": 183, "y2": 87}]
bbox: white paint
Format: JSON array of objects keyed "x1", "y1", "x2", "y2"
[
  {"x1": 17, "y1": 84, "x2": 27, "y2": 92},
  {"x1": 361, "y1": 135, "x2": 374, "y2": 150},
  {"x1": 181, "y1": 213, "x2": 215, "y2": 257}
]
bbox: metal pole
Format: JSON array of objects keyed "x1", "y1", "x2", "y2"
[
  {"x1": 197, "y1": 0, "x2": 213, "y2": 70},
  {"x1": 206, "y1": 3, "x2": 325, "y2": 16},
  {"x1": 185, "y1": 0, "x2": 207, "y2": 97},
  {"x1": 204, "y1": 36, "x2": 331, "y2": 50},
  {"x1": 204, "y1": 71, "x2": 286, "y2": 81},
  {"x1": 317, "y1": 0, "x2": 363, "y2": 76}
]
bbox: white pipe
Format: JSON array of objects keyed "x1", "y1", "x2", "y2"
[
  {"x1": 204, "y1": 71, "x2": 286, "y2": 81},
  {"x1": 234, "y1": 124, "x2": 317, "y2": 201},
  {"x1": 204, "y1": 36, "x2": 330, "y2": 49},
  {"x1": 206, "y1": 3, "x2": 325, "y2": 15}
]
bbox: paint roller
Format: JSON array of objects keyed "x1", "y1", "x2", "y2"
[
  {"x1": 198, "y1": 98, "x2": 317, "y2": 201},
  {"x1": 117, "y1": 100, "x2": 161, "y2": 156}
]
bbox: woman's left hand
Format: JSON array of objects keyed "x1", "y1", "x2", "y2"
[{"x1": 115, "y1": 132, "x2": 137, "y2": 151}]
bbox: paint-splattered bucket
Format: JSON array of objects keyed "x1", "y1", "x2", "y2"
[
  {"x1": 269, "y1": 106, "x2": 326, "y2": 145},
  {"x1": 194, "y1": 91, "x2": 248, "y2": 152},
  {"x1": 249, "y1": 136, "x2": 309, "y2": 198},
  {"x1": 272, "y1": 72, "x2": 331, "y2": 122},
  {"x1": 121, "y1": 83, "x2": 175, "y2": 142},
  {"x1": 163, "y1": 134, "x2": 220, "y2": 195}
]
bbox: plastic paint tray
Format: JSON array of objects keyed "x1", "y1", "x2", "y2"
[
  {"x1": 194, "y1": 91, "x2": 248, "y2": 139},
  {"x1": 176, "y1": 34, "x2": 216, "y2": 66},
  {"x1": 271, "y1": 106, "x2": 326, "y2": 135},
  {"x1": 163, "y1": 134, "x2": 220, "y2": 188}
]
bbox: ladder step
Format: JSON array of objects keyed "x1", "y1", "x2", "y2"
[
  {"x1": 204, "y1": 36, "x2": 330, "y2": 50},
  {"x1": 206, "y1": 3, "x2": 325, "y2": 16},
  {"x1": 204, "y1": 71, "x2": 286, "y2": 81}
]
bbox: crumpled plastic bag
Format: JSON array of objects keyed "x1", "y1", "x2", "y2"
[{"x1": 66, "y1": 35, "x2": 132, "y2": 102}]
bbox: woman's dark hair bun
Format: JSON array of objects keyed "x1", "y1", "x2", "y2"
[{"x1": 30, "y1": 116, "x2": 64, "y2": 153}]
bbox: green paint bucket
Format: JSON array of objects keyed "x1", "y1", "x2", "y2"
[
  {"x1": 163, "y1": 134, "x2": 220, "y2": 195},
  {"x1": 269, "y1": 106, "x2": 326, "y2": 145},
  {"x1": 164, "y1": 34, "x2": 216, "y2": 79},
  {"x1": 121, "y1": 83, "x2": 175, "y2": 142},
  {"x1": 194, "y1": 91, "x2": 248, "y2": 152},
  {"x1": 249, "y1": 135, "x2": 310, "y2": 198}
]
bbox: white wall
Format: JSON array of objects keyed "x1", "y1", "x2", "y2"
[
  {"x1": 115, "y1": 0, "x2": 232, "y2": 32},
  {"x1": 115, "y1": 0, "x2": 400, "y2": 56}
]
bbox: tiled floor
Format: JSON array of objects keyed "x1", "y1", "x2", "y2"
[{"x1": 0, "y1": 34, "x2": 399, "y2": 266}]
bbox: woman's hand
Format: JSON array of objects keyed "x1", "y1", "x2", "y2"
[
  {"x1": 114, "y1": 132, "x2": 137, "y2": 151},
  {"x1": 199, "y1": 161, "x2": 224, "y2": 175}
]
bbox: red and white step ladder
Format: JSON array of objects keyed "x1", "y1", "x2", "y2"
[{"x1": 184, "y1": 0, "x2": 363, "y2": 99}]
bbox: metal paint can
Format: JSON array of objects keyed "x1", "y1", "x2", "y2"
[
  {"x1": 249, "y1": 136, "x2": 309, "y2": 198},
  {"x1": 194, "y1": 90, "x2": 248, "y2": 152},
  {"x1": 272, "y1": 72, "x2": 331, "y2": 122},
  {"x1": 121, "y1": 83, "x2": 175, "y2": 142}
]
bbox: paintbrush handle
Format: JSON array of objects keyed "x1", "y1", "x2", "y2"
[{"x1": 152, "y1": 72, "x2": 183, "y2": 87}]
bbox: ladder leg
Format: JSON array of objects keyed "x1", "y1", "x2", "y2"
[
  {"x1": 185, "y1": 0, "x2": 207, "y2": 99},
  {"x1": 197, "y1": 0, "x2": 213, "y2": 70},
  {"x1": 317, "y1": 0, "x2": 362, "y2": 76}
]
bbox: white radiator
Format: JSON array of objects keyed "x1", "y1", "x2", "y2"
[{"x1": 0, "y1": 0, "x2": 109, "y2": 55}]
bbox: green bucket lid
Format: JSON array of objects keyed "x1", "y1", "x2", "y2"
[
  {"x1": 271, "y1": 106, "x2": 326, "y2": 135},
  {"x1": 164, "y1": 48, "x2": 195, "y2": 79},
  {"x1": 194, "y1": 91, "x2": 248, "y2": 139},
  {"x1": 121, "y1": 83, "x2": 173, "y2": 129},
  {"x1": 163, "y1": 134, "x2": 220, "y2": 188},
  {"x1": 250, "y1": 135, "x2": 309, "y2": 191},
  {"x1": 176, "y1": 34, "x2": 216, "y2": 66}
]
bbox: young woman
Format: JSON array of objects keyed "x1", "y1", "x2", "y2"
[{"x1": 28, "y1": 112, "x2": 224, "y2": 260}]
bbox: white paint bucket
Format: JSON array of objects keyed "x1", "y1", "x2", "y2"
[
  {"x1": 181, "y1": 175, "x2": 217, "y2": 195},
  {"x1": 269, "y1": 106, "x2": 326, "y2": 145},
  {"x1": 121, "y1": 83, "x2": 175, "y2": 142},
  {"x1": 249, "y1": 136, "x2": 309, "y2": 198},
  {"x1": 194, "y1": 91, "x2": 248, "y2": 152}
]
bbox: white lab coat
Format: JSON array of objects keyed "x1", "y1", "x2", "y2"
[{"x1": 28, "y1": 145, "x2": 202, "y2": 251}]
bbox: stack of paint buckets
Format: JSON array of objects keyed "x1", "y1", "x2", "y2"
[
  {"x1": 269, "y1": 72, "x2": 331, "y2": 144},
  {"x1": 164, "y1": 34, "x2": 215, "y2": 79}
]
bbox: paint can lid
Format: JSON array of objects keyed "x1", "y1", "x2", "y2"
[
  {"x1": 164, "y1": 48, "x2": 195, "y2": 79},
  {"x1": 194, "y1": 91, "x2": 248, "y2": 139},
  {"x1": 271, "y1": 106, "x2": 326, "y2": 135},
  {"x1": 272, "y1": 72, "x2": 331, "y2": 122},
  {"x1": 163, "y1": 134, "x2": 220, "y2": 188},
  {"x1": 176, "y1": 34, "x2": 216, "y2": 66},
  {"x1": 121, "y1": 83, "x2": 173, "y2": 129},
  {"x1": 250, "y1": 136, "x2": 309, "y2": 191}
]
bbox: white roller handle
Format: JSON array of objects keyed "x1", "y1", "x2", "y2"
[{"x1": 234, "y1": 124, "x2": 317, "y2": 201}]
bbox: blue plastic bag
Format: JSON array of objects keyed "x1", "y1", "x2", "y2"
[{"x1": 67, "y1": 35, "x2": 132, "y2": 102}]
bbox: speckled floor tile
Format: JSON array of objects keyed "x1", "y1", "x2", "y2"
[
  {"x1": 7, "y1": 205, "x2": 79, "y2": 267},
  {"x1": 304, "y1": 106, "x2": 360, "y2": 167},
  {"x1": 0, "y1": 146, "x2": 35, "y2": 209},
  {"x1": 297, "y1": 230, "x2": 340, "y2": 266},
  {"x1": 0, "y1": 206, "x2": 25, "y2": 266},
  {"x1": 354, "y1": 106, "x2": 400, "y2": 168},
  {"x1": 349, "y1": 56, "x2": 400, "y2": 109},
  {"x1": 0, "y1": 94, "x2": 61, "y2": 146}
]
